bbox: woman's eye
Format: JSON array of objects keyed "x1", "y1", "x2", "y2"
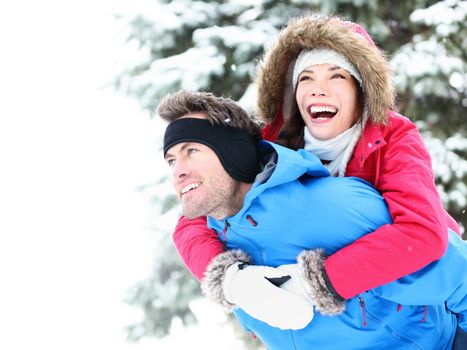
[
  {"x1": 299, "y1": 75, "x2": 311, "y2": 82},
  {"x1": 332, "y1": 73, "x2": 345, "y2": 79}
]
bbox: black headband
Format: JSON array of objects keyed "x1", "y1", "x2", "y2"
[{"x1": 163, "y1": 118, "x2": 259, "y2": 183}]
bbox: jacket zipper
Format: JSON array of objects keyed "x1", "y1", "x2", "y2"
[
  {"x1": 358, "y1": 297, "x2": 367, "y2": 327},
  {"x1": 220, "y1": 218, "x2": 268, "y2": 264},
  {"x1": 222, "y1": 220, "x2": 230, "y2": 242}
]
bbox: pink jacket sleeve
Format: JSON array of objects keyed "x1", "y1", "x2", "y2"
[
  {"x1": 172, "y1": 216, "x2": 224, "y2": 281},
  {"x1": 325, "y1": 116, "x2": 454, "y2": 300}
]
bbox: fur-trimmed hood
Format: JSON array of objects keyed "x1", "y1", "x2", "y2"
[{"x1": 255, "y1": 15, "x2": 394, "y2": 125}]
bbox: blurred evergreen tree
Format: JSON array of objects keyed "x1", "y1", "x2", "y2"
[{"x1": 115, "y1": 0, "x2": 466, "y2": 345}]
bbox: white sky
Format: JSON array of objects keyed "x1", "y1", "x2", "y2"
[
  {"x1": 0, "y1": 1, "x2": 167, "y2": 349},
  {"x1": 0, "y1": 1, "x2": 250, "y2": 349}
]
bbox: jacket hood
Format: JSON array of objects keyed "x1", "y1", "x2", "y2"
[
  {"x1": 255, "y1": 15, "x2": 394, "y2": 126},
  {"x1": 237, "y1": 141, "x2": 329, "y2": 217}
]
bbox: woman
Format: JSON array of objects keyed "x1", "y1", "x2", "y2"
[{"x1": 173, "y1": 14, "x2": 460, "y2": 318}]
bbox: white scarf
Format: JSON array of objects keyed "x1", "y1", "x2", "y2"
[{"x1": 304, "y1": 115, "x2": 366, "y2": 177}]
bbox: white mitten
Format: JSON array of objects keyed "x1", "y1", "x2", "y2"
[
  {"x1": 222, "y1": 262, "x2": 314, "y2": 330},
  {"x1": 277, "y1": 263, "x2": 315, "y2": 303},
  {"x1": 279, "y1": 250, "x2": 346, "y2": 315}
]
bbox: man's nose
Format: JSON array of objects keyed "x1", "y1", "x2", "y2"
[{"x1": 172, "y1": 159, "x2": 190, "y2": 179}]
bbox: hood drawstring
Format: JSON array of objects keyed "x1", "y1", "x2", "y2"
[{"x1": 358, "y1": 297, "x2": 367, "y2": 327}]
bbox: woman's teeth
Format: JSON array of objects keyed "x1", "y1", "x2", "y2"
[
  {"x1": 309, "y1": 105, "x2": 337, "y2": 113},
  {"x1": 309, "y1": 105, "x2": 337, "y2": 119}
]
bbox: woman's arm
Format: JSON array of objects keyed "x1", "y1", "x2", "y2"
[
  {"x1": 372, "y1": 230, "x2": 467, "y2": 330},
  {"x1": 173, "y1": 216, "x2": 224, "y2": 281},
  {"x1": 325, "y1": 115, "x2": 451, "y2": 300},
  {"x1": 174, "y1": 216, "x2": 315, "y2": 329}
]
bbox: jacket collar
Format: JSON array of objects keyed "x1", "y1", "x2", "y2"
[
  {"x1": 244, "y1": 141, "x2": 329, "y2": 206},
  {"x1": 208, "y1": 141, "x2": 329, "y2": 226}
]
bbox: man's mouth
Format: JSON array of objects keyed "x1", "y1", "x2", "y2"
[
  {"x1": 180, "y1": 182, "x2": 201, "y2": 196},
  {"x1": 308, "y1": 105, "x2": 338, "y2": 120}
]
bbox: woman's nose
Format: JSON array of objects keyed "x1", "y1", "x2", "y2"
[
  {"x1": 311, "y1": 90, "x2": 327, "y2": 96},
  {"x1": 309, "y1": 83, "x2": 328, "y2": 96}
]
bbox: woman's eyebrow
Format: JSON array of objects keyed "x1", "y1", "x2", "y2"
[{"x1": 329, "y1": 65, "x2": 343, "y2": 71}]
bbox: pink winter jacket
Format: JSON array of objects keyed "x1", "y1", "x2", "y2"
[{"x1": 172, "y1": 111, "x2": 460, "y2": 299}]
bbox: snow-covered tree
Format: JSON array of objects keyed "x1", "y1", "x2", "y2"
[{"x1": 114, "y1": 0, "x2": 466, "y2": 344}]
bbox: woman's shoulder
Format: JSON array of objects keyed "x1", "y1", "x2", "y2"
[
  {"x1": 375, "y1": 111, "x2": 420, "y2": 140},
  {"x1": 385, "y1": 111, "x2": 416, "y2": 128}
]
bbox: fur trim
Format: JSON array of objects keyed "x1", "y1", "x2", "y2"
[
  {"x1": 297, "y1": 249, "x2": 345, "y2": 315},
  {"x1": 256, "y1": 14, "x2": 394, "y2": 125},
  {"x1": 201, "y1": 249, "x2": 252, "y2": 310}
]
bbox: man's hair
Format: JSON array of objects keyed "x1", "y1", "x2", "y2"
[{"x1": 157, "y1": 90, "x2": 262, "y2": 139}]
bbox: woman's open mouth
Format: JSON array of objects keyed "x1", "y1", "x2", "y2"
[{"x1": 308, "y1": 105, "x2": 338, "y2": 120}]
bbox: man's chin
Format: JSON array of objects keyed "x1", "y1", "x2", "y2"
[
  {"x1": 182, "y1": 208, "x2": 205, "y2": 220},
  {"x1": 184, "y1": 213, "x2": 198, "y2": 220}
]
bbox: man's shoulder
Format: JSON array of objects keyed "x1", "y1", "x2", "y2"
[{"x1": 300, "y1": 174, "x2": 378, "y2": 194}]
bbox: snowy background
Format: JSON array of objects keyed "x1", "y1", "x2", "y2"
[
  {"x1": 0, "y1": 1, "x2": 243, "y2": 349},
  {"x1": 0, "y1": 1, "x2": 464, "y2": 349}
]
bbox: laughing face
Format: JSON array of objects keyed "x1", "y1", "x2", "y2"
[
  {"x1": 164, "y1": 118, "x2": 249, "y2": 220},
  {"x1": 295, "y1": 63, "x2": 361, "y2": 140}
]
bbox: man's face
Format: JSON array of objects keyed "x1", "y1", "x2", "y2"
[{"x1": 165, "y1": 139, "x2": 244, "y2": 220}]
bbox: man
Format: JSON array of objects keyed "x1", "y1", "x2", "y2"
[{"x1": 159, "y1": 90, "x2": 466, "y2": 349}]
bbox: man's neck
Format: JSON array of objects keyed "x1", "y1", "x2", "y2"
[{"x1": 209, "y1": 182, "x2": 253, "y2": 220}]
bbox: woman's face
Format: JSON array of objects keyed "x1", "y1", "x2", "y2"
[{"x1": 295, "y1": 63, "x2": 361, "y2": 140}]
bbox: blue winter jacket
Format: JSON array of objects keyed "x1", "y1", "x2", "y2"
[{"x1": 207, "y1": 141, "x2": 467, "y2": 350}]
